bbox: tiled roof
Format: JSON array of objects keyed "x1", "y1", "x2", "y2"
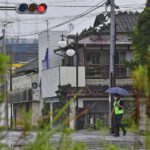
[
  {"x1": 80, "y1": 11, "x2": 140, "y2": 37},
  {"x1": 67, "y1": 85, "x2": 134, "y2": 97},
  {"x1": 15, "y1": 58, "x2": 38, "y2": 74}
]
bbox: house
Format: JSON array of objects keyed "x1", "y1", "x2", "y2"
[
  {"x1": 11, "y1": 58, "x2": 41, "y2": 128},
  {"x1": 40, "y1": 12, "x2": 141, "y2": 130},
  {"x1": 71, "y1": 11, "x2": 140, "y2": 129},
  {"x1": 0, "y1": 38, "x2": 38, "y2": 127}
]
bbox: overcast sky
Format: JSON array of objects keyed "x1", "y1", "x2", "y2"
[{"x1": 0, "y1": 0, "x2": 146, "y2": 39}]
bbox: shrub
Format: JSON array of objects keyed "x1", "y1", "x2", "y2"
[{"x1": 95, "y1": 119, "x2": 104, "y2": 130}]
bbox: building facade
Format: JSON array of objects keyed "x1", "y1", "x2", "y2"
[
  {"x1": 11, "y1": 59, "x2": 41, "y2": 128},
  {"x1": 39, "y1": 12, "x2": 140, "y2": 130}
]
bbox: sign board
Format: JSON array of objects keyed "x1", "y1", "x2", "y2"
[{"x1": 45, "y1": 97, "x2": 59, "y2": 103}]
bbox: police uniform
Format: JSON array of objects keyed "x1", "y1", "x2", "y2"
[{"x1": 113, "y1": 99, "x2": 126, "y2": 136}]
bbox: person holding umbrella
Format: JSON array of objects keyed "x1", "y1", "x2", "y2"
[
  {"x1": 111, "y1": 93, "x2": 126, "y2": 137},
  {"x1": 106, "y1": 87, "x2": 128, "y2": 136}
]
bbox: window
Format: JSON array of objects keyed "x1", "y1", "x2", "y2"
[
  {"x1": 101, "y1": 51, "x2": 109, "y2": 65},
  {"x1": 86, "y1": 52, "x2": 100, "y2": 65},
  {"x1": 115, "y1": 51, "x2": 126, "y2": 65},
  {"x1": 66, "y1": 57, "x2": 73, "y2": 66},
  {"x1": 86, "y1": 50, "x2": 109, "y2": 65}
]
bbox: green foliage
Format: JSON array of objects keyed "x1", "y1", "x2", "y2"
[
  {"x1": 132, "y1": 65, "x2": 149, "y2": 96},
  {"x1": 131, "y1": 0, "x2": 150, "y2": 118},
  {"x1": 0, "y1": 53, "x2": 10, "y2": 75},
  {"x1": 108, "y1": 144, "x2": 120, "y2": 150},
  {"x1": 129, "y1": 2, "x2": 150, "y2": 67},
  {"x1": 132, "y1": 7, "x2": 150, "y2": 62},
  {"x1": 0, "y1": 53, "x2": 10, "y2": 103},
  {"x1": 21, "y1": 109, "x2": 32, "y2": 133},
  {"x1": 95, "y1": 119, "x2": 104, "y2": 130},
  {"x1": 131, "y1": 2, "x2": 150, "y2": 149},
  {"x1": 0, "y1": 144, "x2": 9, "y2": 150},
  {"x1": 25, "y1": 92, "x2": 87, "y2": 150}
]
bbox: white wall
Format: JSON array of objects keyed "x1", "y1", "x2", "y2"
[
  {"x1": 38, "y1": 30, "x2": 68, "y2": 78},
  {"x1": 12, "y1": 75, "x2": 31, "y2": 91},
  {"x1": 41, "y1": 66, "x2": 85, "y2": 98},
  {"x1": 0, "y1": 103, "x2": 12, "y2": 127},
  {"x1": 0, "y1": 103, "x2": 5, "y2": 126},
  {"x1": 12, "y1": 74, "x2": 39, "y2": 91},
  {"x1": 41, "y1": 67, "x2": 60, "y2": 98},
  {"x1": 60, "y1": 66, "x2": 85, "y2": 87}
]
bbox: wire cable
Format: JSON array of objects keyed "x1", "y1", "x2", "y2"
[
  {"x1": 5, "y1": 1, "x2": 145, "y2": 37},
  {"x1": 6, "y1": 0, "x2": 107, "y2": 37}
]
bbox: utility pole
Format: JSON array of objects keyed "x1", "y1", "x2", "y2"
[
  {"x1": 109, "y1": 0, "x2": 116, "y2": 133},
  {"x1": 2, "y1": 23, "x2": 8, "y2": 129},
  {"x1": 75, "y1": 33, "x2": 79, "y2": 130},
  {"x1": 2, "y1": 22, "x2": 12, "y2": 129}
]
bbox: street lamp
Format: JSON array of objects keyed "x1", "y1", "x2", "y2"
[
  {"x1": 65, "y1": 48, "x2": 76, "y2": 57},
  {"x1": 58, "y1": 33, "x2": 79, "y2": 129}
]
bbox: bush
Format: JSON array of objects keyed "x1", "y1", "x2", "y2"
[{"x1": 95, "y1": 119, "x2": 104, "y2": 130}]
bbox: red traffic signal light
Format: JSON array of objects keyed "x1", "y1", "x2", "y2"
[
  {"x1": 16, "y1": 3, "x2": 47, "y2": 14},
  {"x1": 38, "y1": 4, "x2": 47, "y2": 13}
]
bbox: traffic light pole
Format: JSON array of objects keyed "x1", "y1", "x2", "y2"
[{"x1": 0, "y1": 6, "x2": 15, "y2": 10}]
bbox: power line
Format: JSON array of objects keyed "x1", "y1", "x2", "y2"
[
  {"x1": 6, "y1": 0, "x2": 107, "y2": 37},
  {"x1": 4, "y1": 1, "x2": 145, "y2": 37},
  {"x1": 3, "y1": 12, "x2": 101, "y2": 24},
  {"x1": 2, "y1": 4, "x2": 145, "y2": 23},
  {"x1": 42, "y1": 3, "x2": 146, "y2": 8}
]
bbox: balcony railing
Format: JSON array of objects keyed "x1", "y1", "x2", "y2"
[{"x1": 86, "y1": 64, "x2": 130, "y2": 79}]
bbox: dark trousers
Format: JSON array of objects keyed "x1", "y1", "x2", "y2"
[{"x1": 114, "y1": 114, "x2": 126, "y2": 135}]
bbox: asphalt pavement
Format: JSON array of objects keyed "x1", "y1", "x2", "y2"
[{"x1": 0, "y1": 130, "x2": 145, "y2": 150}]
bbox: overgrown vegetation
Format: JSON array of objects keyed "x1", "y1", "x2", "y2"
[
  {"x1": 0, "y1": 53, "x2": 10, "y2": 103},
  {"x1": 1, "y1": 2, "x2": 150, "y2": 149},
  {"x1": 131, "y1": 0, "x2": 150, "y2": 149}
]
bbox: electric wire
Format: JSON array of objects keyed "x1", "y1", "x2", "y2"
[
  {"x1": 6, "y1": 0, "x2": 107, "y2": 37},
  {"x1": 3, "y1": 1, "x2": 145, "y2": 37}
]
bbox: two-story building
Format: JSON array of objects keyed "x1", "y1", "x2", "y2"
[{"x1": 39, "y1": 12, "x2": 139, "y2": 130}]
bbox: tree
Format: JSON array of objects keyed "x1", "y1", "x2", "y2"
[
  {"x1": 132, "y1": 0, "x2": 150, "y2": 65},
  {"x1": 132, "y1": 0, "x2": 150, "y2": 119}
]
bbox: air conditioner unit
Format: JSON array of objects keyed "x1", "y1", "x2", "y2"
[{"x1": 32, "y1": 81, "x2": 38, "y2": 89}]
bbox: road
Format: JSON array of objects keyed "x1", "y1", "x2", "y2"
[{"x1": 0, "y1": 130, "x2": 145, "y2": 150}]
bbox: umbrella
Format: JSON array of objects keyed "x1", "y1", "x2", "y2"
[{"x1": 105, "y1": 87, "x2": 129, "y2": 96}]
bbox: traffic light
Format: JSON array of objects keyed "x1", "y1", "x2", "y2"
[{"x1": 16, "y1": 3, "x2": 47, "y2": 14}]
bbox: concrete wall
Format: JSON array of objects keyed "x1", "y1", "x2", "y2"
[
  {"x1": 0, "y1": 103, "x2": 6, "y2": 126},
  {"x1": 12, "y1": 75, "x2": 31, "y2": 91},
  {"x1": 32, "y1": 101, "x2": 41, "y2": 127},
  {"x1": 41, "y1": 66, "x2": 85, "y2": 98},
  {"x1": 38, "y1": 31, "x2": 68, "y2": 78},
  {"x1": 12, "y1": 73, "x2": 39, "y2": 91},
  {"x1": 41, "y1": 67, "x2": 59, "y2": 98},
  {"x1": 12, "y1": 73, "x2": 42, "y2": 127}
]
